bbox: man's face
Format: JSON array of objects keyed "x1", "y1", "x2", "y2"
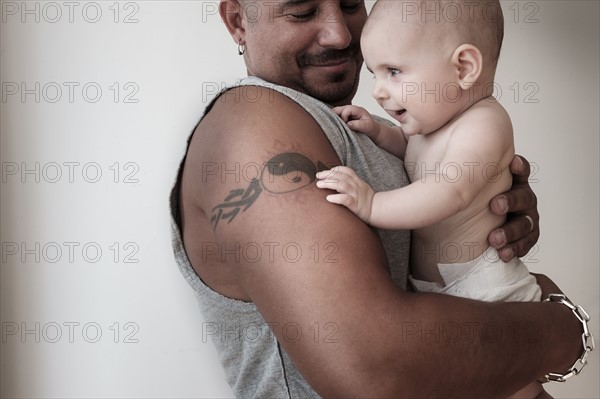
[{"x1": 240, "y1": 0, "x2": 367, "y2": 106}]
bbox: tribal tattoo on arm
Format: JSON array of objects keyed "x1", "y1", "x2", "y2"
[{"x1": 210, "y1": 152, "x2": 330, "y2": 231}]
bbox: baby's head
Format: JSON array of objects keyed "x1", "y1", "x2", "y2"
[{"x1": 362, "y1": 0, "x2": 504, "y2": 135}]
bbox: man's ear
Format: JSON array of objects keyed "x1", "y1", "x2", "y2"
[
  {"x1": 452, "y1": 44, "x2": 483, "y2": 90},
  {"x1": 220, "y1": 0, "x2": 245, "y2": 45}
]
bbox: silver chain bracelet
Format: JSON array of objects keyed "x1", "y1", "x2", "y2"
[{"x1": 543, "y1": 293, "x2": 595, "y2": 382}]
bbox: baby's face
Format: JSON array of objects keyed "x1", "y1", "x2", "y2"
[{"x1": 361, "y1": 15, "x2": 464, "y2": 136}]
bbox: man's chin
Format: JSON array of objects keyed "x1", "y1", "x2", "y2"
[{"x1": 304, "y1": 73, "x2": 359, "y2": 105}]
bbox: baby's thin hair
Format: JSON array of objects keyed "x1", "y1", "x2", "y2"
[{"x1": 371, "y1": 0, "x2": 505, "y2": 68}]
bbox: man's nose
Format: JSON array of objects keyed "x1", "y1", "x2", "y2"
[{"x1": 317, "y1": 7, "x2": 352, "y2": 49}]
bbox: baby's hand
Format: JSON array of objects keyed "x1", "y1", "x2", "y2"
[
  {"x1": 332, "y1": 105, "x2": 381, "y2": 140},
  {"x1": 316, "y1": 166, "x2": 375, "y2": 224}
]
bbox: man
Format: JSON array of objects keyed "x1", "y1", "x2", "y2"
[{"x1": 170, "y1": 1, "x2": 585, "y2": 397}]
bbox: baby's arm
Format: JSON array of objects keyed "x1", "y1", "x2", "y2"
[
  {"x1": 333, "y1": 105, "x2": 407, "y2": 159},
  {"x1": 318, "y1": 104, "x2": 514, "y2": 230}
]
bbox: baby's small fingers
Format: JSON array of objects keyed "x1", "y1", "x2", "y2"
[
  {"x1": 317, "y1": 179, "x2": 356, "y2": 196},
  {"x1": 316, "y1": 179, "x2": 346, "y2": 192},
  {"x1": 316, "y1": 169, "x2": 341, "y2": 180},
  {"x1": 316, "y1": 179, "x2": 337, "y2": 190},
  {"x1": 331, "y1": 166, "x2": 356, "y2": 177},
  {"x1": 316, "y1": 170, "x2": 332, "y2": 180},
  {"x1": 332, "y1": 106, "x2": 358, "y2": 121},
  {"x1": 326, "y1": 193, "x2": 354, "y2": 207},
  {"x1": 316, "y1": 166, "x2": 354, "y2": 180},
  {"x1": 348, "y1": 119, "x2": 371, "y2": 132}
]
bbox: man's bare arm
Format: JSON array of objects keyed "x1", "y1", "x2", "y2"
[{"x1": 189, "y1": 87, "x2": 581, "y2": 397}]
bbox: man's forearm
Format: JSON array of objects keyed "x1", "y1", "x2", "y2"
[
  {"x1": 359, "y1": 291, "x2": 583, "y2": 398},
  {"x1": 282, "y1": 287, "x2": 583, "y2": 398}
]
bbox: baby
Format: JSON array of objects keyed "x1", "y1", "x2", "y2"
[{"x1": 316, "y1": 1, "x2": 547, "y2": 397}]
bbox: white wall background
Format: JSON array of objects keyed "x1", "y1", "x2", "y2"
[{"x1": 0, "y1": 1, "x2": 598, "y2": 398}]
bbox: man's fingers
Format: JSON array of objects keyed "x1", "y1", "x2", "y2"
[
  {"x1": 491, "y1": 155, "x2": 536, "y2": 215},
  {"x1": 496, "y1": 246, "x2": 515, "y2": 262},
  {"x1": 509, "y1": 154, "x2": 531, "y2": 184},
  {"x1": 523, "y1": 215, "x2": 535, "y2": 233},
  {"x1": 499, "y1": 214, "x2": 540, "y2": 244},
  {"x1": 490, "y1": 186, "x2": 538, "y2": 215},
  {"x1": 493, "y1": 232, "x2": 539, "y2": 262},
  {"x1": 489, "y1": 154, "x2": 540, "y2": 261},
  {"x1": 489, "y1": 194, "x2": 509, "y2": 215},
  {"x1": 489, "y1": 213, "x2": 539, "y2": 258},
  {"x1": 488, "y1": 228, "x2": 508, "y2": 248}
]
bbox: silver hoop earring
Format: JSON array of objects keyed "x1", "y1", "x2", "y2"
[{"x1": 238, "y1": 39, "x2": 246, "y2": 56}]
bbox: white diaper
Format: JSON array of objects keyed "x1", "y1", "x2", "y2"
[{"x1": 409, "y1": 246, "x2": 541, "y2": 302}]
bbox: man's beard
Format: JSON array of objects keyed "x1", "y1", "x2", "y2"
[
  {"x1": 303, "y1": 71, "x2": 361, "y2": 105},
  {"x1": 298, "y1": 44, "x2": 362, "y2": 105}
]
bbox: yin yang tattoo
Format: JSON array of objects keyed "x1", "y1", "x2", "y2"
[{"x1": 210, "y1": 152, "x2": 329, "y2": 231}]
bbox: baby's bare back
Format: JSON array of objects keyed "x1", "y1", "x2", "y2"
[{"x1": 405, "y1": 100, "x2": 514, "y2": 284}]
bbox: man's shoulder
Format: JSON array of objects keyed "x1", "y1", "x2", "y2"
[
  {"x1": 184, "y1": 81, "x2": 342, "y2": 207},
  {"x1": 207, "y1": 77, "x2": 321, "y2": 116},
  {"x1": 203, "y1": 84, "x2": 325, "y2": 138}
]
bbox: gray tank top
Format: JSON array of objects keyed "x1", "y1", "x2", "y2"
[{"x1": 170, "y1": 76, "x2": 410, "y2": 398}]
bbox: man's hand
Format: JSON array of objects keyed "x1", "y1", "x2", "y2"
[
  {"x1": 316, "y1": 166, "x2": 375, "y2": 224},
  {"x1": 488, "y1": 155, "x2": 540, "y2": 261}
]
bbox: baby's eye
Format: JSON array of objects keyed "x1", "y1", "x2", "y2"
[{"x1": 389, "y1": 68, "x2": 401, "y2": 76}]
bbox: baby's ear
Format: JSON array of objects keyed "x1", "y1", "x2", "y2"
[{"x1": 452, "y1": 44, "x2": 483, "y2": 90}]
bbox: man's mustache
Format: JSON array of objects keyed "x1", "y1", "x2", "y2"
[{"x1": 298, "y1": 44, "x2": 360, "y2": 66}]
